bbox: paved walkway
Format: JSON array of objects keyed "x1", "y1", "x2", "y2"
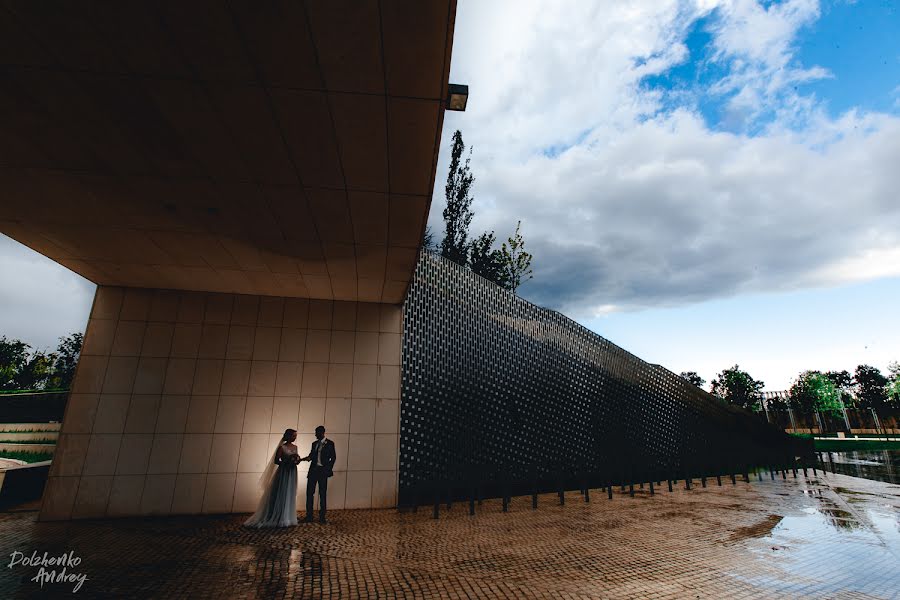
[
  {"x1": 0, "y1": 458, "x2": 28, "y2": 470},
  {"x1": 1, "y1": 471, "x2": 898, "y2": 599}
]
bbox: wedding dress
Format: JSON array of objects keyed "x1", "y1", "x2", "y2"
[{"x1": 244, "y1": 442, "x2": 298, "y2": 528}]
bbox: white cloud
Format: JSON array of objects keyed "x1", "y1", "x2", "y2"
[
  {"x1": 434, "y1": 0, "x2": 900, "y2": 320},
  {"x1": 705, "y1": 0, "x2": 831, "y2": 129}
]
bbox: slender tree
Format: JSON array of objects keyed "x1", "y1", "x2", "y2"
[
  {"x1": 440, "y1": 130, "x2": 475, "y2": 266},
  {"x1": 499, "y1": 221, "x2": 534, "y2": 293}
]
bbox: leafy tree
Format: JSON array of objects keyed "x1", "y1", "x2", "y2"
[
  {"x1": 765, "y1": 393, "x2": 789, "y2": 410},
  {"x1": 16, "y1": 351, "x2": 54, "y2": 391},
  {"x1": 46, "y1": 333, "x2": 83, "y2": 390},
  {"x1": 853, "y1": 364, "x2": 888, "y2": 410},
  {"x1": 0, "y1": 333, "x2": 82, "y2": 391},
  {"x1": 468, "y1": 231, "x2": 509, "y2": 288},
  {"x1": 710, "y1": 365, "x2": 764, "y2": 411},
  {"x1": 789, "y1": 371, "x2": 843, "y2": 416},
  {"x1": 499, "y1": 221, "x2": 534, "y2": 293},
  {"x1": 824, "y1": 369, "x2": 854, "y2": 408},
  {"x1": 0, "y1": 336, "x2": 31, "y2": 391},
  {"x1": 885, "y1": 361, "x2": 900, "y2": 408},
  {"x1": 679, "y1": 371, "x2": 705, "y2": 389},
  {"x1": 440, "y1": 130, "x2": 475, "y2": 266}
]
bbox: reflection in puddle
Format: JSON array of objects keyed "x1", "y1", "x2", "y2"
[
  {"x1": 733, "y1": 482, "x2": 900, "y2": 598},
  {"x1": 821, "y1": 450, "x2": 900, "y2": 484}
]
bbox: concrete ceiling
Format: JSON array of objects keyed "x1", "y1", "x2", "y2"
[{"x1": 0, "y1": 1, "x2": 456, "y2": 303}]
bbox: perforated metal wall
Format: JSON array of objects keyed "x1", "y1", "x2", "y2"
[{"x1": 399, "y1": 251, "x2": 808, "y2": 505}]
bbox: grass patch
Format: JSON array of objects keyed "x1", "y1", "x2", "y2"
[
  {"x1": 0, "y1": 428, "x2": 59, "y2": 434},
  {"x1": 0, "y1": 439, "x2": 56, "y2": 444},
  {"x1": 0, "y1": 450, "x2": 53, "y2": 463}
]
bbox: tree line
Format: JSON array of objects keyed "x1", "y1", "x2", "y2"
[
  {"x1": 0, "y1": 333, "x2": 82, "y2": 392},
  {"x1": 679, "y1": 363, "x2": 900, "y2": 415},
  {"x1": 425, "y1": 130, "x2": 534, "y2": 293}
]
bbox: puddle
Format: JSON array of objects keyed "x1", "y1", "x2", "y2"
[
  {"x1": 730, "y1": 480, "x2": 900, "y2": 598},
  {"x1": 820, "y1": 450, "x2": 900, "y2": 485}
]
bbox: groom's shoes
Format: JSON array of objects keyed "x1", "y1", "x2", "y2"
[{"x1": 302, "y1": 516, "x2": 314, "y2": 523}]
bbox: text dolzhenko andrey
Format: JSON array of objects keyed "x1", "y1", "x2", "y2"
[{"x1": 7, "y1": 550, "x2": 89, "y2": 593}]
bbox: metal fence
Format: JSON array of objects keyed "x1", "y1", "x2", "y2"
[{"x1": 399, "y1": 252, "x2": 811, "y2": 508}]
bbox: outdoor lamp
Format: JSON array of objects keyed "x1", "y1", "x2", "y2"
[{"x1": 447, "y1": 83, "x2": 468, "y2": 111}]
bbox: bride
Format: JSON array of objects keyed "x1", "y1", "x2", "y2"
[{"x1": 244, "y1": 428, "x2": 300, "y2": 528}]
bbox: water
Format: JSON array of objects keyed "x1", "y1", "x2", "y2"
[{"x1": 820, "y1": 450, "x2": 900, "y2": 484}]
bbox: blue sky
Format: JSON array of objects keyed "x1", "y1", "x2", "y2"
[
  {"x1": 431, "y1": 0, "x2": 900, "y2": 390},
  {"x1": 1, "y1": 0, "x2": 898, "y2": 392},
  {"x1": 645, "y1": 0, "x2": 900, "y2": 131}
]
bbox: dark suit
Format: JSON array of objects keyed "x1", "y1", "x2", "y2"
[{"x1": 305, "y1": 438, "x2": 336, "y2": 521}]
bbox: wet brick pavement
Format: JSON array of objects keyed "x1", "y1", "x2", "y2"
[{"x1": 1, "y1": 471, "x2": 898, "y2": 599}]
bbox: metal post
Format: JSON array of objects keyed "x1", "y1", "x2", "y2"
[
  {"x1": 649, "y1": 480, "x2": 654, "y2": 495},
  {"x1": 815, "y1": 411, "x2": 825, "y2": 436},
  {"x1": 870, "y1": 408, "x2": 885, "y2": 440}
]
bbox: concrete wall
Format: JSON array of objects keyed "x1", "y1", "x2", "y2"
[{"x1": 39, "y1": 287, "x2": 401, "y2": 520}]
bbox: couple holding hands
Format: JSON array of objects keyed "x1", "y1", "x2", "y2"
[{"x1": 244, "y1": 425, "x2": 336, "y2": 528}]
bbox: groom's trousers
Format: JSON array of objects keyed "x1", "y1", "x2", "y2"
[{"x1": 306, "y1": 467, "x2": 328, "y2": 520}]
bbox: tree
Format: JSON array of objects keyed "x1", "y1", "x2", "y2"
[
  {"x1": 885, "y1": 361, "x2": 900, "y2": 408},
  {"x1": 440, "y1": 130, "x2": 475, "y2": 266},
  {"x1": 422, "y1": 225, "x2": 435, "y2": 250},
  {"x1": 824, "y1": 369, "x2": 854, "y2": 408},
  {"x1": 853, "y1": 364, "x2": 888, "y2": 410},
  {"x1": 679, "y1": 371, "x2": 706, "y2": 389},
  {"x1": 710, "y1": 365, "x2": 764, "y2": 411},
  {"x1": 47, "y1": 333, "x2": 83, "y2": 390},
  {"x1": 15, "y1": 351, "x2": 54, "y2": 391},
  {"x1": 0, "y1": 333, "x2": 82, "y2": 391},
  {"x1": 0, "y1": 336, "x2": 31, "y2": 391},
  {"x1": 468, "y1": 231, "x2": 509, "y2": 288},
  {"x1": 789, "y1": 371, "x2": 842, "y2": 416},
  {"x1": 499, "y1": 221, "x2": 533, "y2": 293}
]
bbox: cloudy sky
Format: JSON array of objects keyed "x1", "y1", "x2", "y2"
[
  {"x1": 2, "y1": 0, "x2": 898, "y2": 391},
  {"x1": 434, "y1": 0, "x2": 900, "y2": 389}
]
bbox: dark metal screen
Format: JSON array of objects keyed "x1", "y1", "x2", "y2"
[{"x1": 400, "y1": 251, "x2": 810, "y2": 505}]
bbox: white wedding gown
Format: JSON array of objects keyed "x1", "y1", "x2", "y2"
[{"x1": 244, "y1": 442, "x2": 298, "y2": 528}]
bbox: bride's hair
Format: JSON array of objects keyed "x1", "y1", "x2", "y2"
[{"x1": 281, "y1": 428, "x2": 297, "y2": 443}]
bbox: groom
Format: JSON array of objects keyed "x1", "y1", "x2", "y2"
[{"x1": 300, "y1": 425, "x2": 336, "y2": 523}]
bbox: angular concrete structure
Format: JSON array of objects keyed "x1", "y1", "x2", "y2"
[
  {"x1": 0, "y1": 1, "x2": 457, "y2": 520},
  {"x1": 0, "y1": 0, "x2": 455, "y2": 303}
]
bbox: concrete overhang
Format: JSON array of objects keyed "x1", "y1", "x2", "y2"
[{"x1": 0, "y1": 1, "x2": 457, "y2": 303}]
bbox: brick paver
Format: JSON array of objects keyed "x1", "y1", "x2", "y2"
[{"x1": 1, "y1": 471, "x2": 898, "y2": 599}]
